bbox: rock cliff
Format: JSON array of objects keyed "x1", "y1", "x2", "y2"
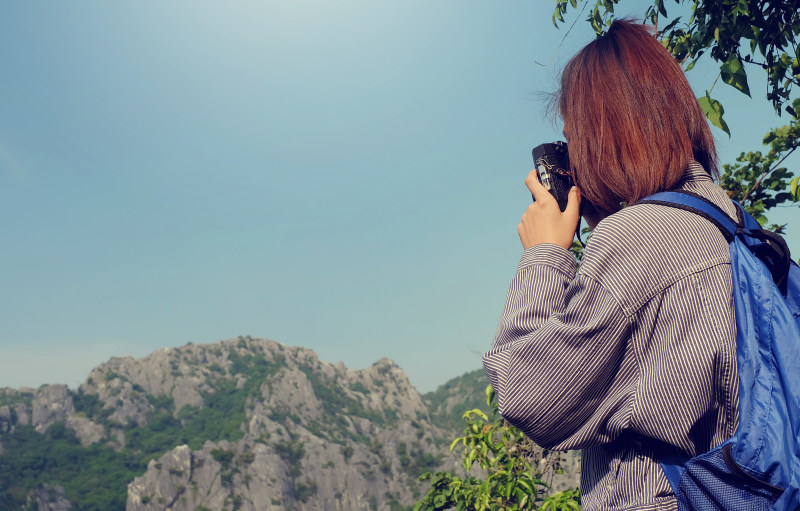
[{"x1": 0, "y1": 336, "x2": 578, "y2": 510}]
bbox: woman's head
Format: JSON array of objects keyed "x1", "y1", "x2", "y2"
[{"x1": 557, "y1": 19, "x2": 717, "y2": 214}]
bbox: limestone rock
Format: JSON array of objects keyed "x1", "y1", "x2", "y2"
[
  {"x1": 65, "y1": 415, "x2": 105, "y2": 446},
  {"x1": 0, "y1": 387, "x2": 35, "y2": 433},
  {"x1": 0, "y1": 406, "x2": 14, "y2": 434},
  {"x1": 32, "y1": 385, "x2": 74, "y2": 433},
  {"x1": 26, "y1": 484, "x2": 72, "y2": 511}
]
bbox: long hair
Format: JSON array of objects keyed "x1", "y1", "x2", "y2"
[{"x1": 557, "y1": 19, "x2": 717, "y2": 214}]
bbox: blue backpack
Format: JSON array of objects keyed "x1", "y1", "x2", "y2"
[{"x1": 638, "y1": 191, "x2": 800, "y2": 511}]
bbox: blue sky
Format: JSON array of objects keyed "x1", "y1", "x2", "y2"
[{"x1": 1, "y1": 0, "x2": 798, "y2": 393}]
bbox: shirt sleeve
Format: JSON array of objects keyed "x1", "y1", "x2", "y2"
[{"x1": 483, "y1": 243, "x2": 635, "y2": 450}]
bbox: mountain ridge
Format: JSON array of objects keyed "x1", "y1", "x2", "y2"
[{"x1": 0, "y1": 336, "x2": 578, "y2": 510}]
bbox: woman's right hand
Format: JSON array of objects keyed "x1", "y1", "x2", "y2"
[{"x1": 518, "y1": 169, "x2": 581, "y2": 250}]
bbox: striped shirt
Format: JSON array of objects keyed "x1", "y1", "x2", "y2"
[{"x1": 483, "y1": 163, "x2": 739, "y2": 511}]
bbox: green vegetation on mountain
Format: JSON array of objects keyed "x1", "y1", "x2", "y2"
[
  {"x1": 0, "y1": 339, "x2": 487, "y2": 510},
  {"x1": 73, "y1": 389, "x2": 115, "y2": 423},
  {"x1": 0, "y1": 389, "x2": 34, "y2": 409},
  {"x1": 423, "y1": 369, "x2": 492, "y2": 433},
  {"x1": 0, "y1": 423, "x2": 141, "y2": 511},
  {"x1": 297, "y1": 362, "x2": 386, "y2": 427},
  {"x1": 0, "y1": 346, "x2": 290, "y2": 510}
]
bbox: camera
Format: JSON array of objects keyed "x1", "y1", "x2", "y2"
[{"x1": 532, "y1": 141, "x2": 573, "y2": 211}]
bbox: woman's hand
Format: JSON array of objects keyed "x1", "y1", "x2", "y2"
[{"x1": 519, "y1": 169, "x2": 582, "y2": 250}]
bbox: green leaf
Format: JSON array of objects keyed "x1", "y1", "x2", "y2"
[
  {"x1": 790, "y1": 176, "x2": 800, "y2": 201},
  {"x1": 698, "y1": 93, "x2": 731, "y2": 136},
  {"x1": 449, "y1": 437, "x2": 462, "y2": 453},
  {"x1": 661, "y1": 16, "x2": 682, "y2": 34},
  {"x1": 467, "y1": 409, "x2": 489, "y2": 421},
  {"x1": 485, "y1": 385, "x2": 495, "y2": 407},
  {"x1": 569, "y1": 0, "x2": 577, "y2": 8},
  {"x1": 589, "y1": 6, "x2": 603, "y2": 35},
  {"x1": 735, "y1": 0, "x2": 749, "y2": 16},
  {"x1": 646, "y1": 5, "x2": 656, "y2": 24},
  {"x1": 466, "y1": 449, "x2": 477, "y2": 468},
  {"x1": 720, "y1": 54, "x2": 751, "y2": 97}
]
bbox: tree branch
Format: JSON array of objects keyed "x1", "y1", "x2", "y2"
[
  {"x1": 709, "y1": 71, "x2": 721, "y2": 93},
  {"x1": 740, "y1": 146, "x2": 799, "y2": 203}
]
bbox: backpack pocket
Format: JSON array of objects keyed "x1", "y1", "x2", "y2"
[{"x1": 672, "y1": 446, "x2": 784, "y2": 511}]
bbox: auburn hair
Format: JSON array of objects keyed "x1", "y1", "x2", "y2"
[{"x1": 557, "y1": 19, "x2": 717, "y2": 214}]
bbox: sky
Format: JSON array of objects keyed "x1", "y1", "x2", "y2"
[{"x1": 1, "y1": 0, "x2": 798, "y2": 393}]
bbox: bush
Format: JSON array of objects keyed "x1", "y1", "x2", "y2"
[{"x1": 415, "y1": 386, "x2": 581, "y2": 511}]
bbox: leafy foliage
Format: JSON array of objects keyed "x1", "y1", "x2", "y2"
[
  {"x1": 718, "y1": 97, "x2": 800, "y2": 231},
  {"x1": 415, "y1": 386, "x2": 580, "y2": 511}
]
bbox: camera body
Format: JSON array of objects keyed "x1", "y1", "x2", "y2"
[{"x1": 532, "y1": 141, "x2": 573, "y2": 211}]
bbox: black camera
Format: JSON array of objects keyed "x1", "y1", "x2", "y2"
[{"x1": 532, "y1": 141, "x2": 573, "y2": 211}]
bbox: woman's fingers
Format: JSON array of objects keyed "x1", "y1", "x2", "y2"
[
  {"x1": 518, "y1": 184, "x2": 582, "y2": 251},
  {"x1": 563, "y1": 186, "x2": 581, "y2": 226},
  {"x1": 525, "y1": 169, "x2": 556, "y2": 205}
]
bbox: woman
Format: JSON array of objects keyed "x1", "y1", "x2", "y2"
[{"x1": 482, "y1": 20, "x2": 738, "y2": 510}]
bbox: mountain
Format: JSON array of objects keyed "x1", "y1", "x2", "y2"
[
  {"x1": 0, "y1": 336, "x2": 578, "y2": 510},
  {"x1": 422, "y1": 369, "x2": 493, "y2": 434}
]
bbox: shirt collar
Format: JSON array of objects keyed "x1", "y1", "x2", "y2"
[{"x1": 681, "y1": 161, "x2": 713, "y2": 184}]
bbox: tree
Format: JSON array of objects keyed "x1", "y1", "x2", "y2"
[
  {"x1": 718, "y1": 97, "x2": 800, "y2": 232},
  {"x1": 414, "y1": 386, "x2": 581, "y2": 511}
]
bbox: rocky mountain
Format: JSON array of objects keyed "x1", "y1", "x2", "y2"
[
  {"x1": 0, "y1": 337, "x2": 578, "y2": 510},
  {"x1": 423, "y1": 369, "x2": 494, "y2": 434}
]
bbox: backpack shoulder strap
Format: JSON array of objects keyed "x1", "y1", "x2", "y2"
[
  {"x1": 637, "y1": 190, "x2": 743, "y2": 242},
  {"x1": 638, "y1": 190, "x2": 792, "y2": 294}
]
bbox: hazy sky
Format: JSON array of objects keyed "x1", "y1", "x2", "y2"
[{"x1": 2, "y1": 0, "x2": 798, "y2": 393}]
